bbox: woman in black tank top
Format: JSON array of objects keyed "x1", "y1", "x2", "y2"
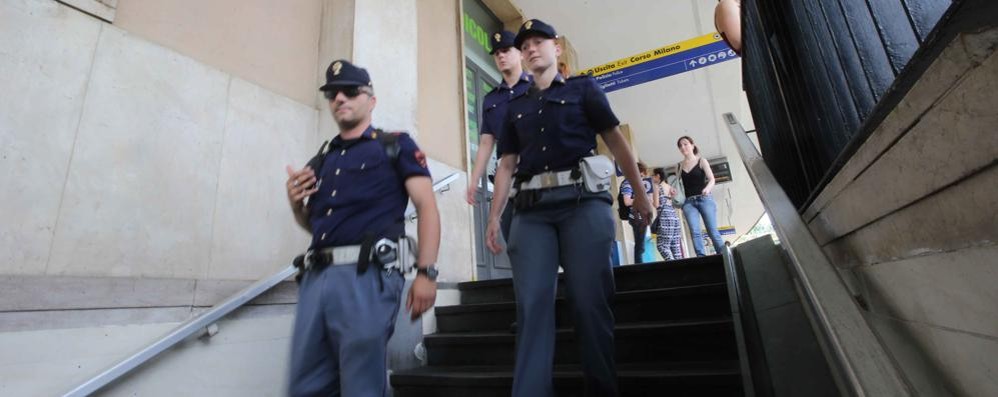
[{"x1": 676, "y1": 136, "x2": 725, "y2": 256}]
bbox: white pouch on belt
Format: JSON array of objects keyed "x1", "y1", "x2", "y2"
[{"x1": 579, "y1": 155, "x2": 613, "y2": 193}]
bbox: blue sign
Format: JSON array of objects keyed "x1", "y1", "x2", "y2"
[{"x1": 581, "y1": 33, "x2": 740, "y2": 93}]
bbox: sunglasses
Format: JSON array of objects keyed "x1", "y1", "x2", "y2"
[{"x1": 323, "y1": 86, "x2": 369, "y2": 100}]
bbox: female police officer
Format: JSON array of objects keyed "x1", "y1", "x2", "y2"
[
  {"x1": 485, "y1": 20, "x2": 654, "y2": 397},
  {"x1": 284, "y1": 60, "x2": 440, "y2": 396}
]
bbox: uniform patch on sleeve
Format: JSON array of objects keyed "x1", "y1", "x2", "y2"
[{"x1": 414, "y1": 150, "x2": 428, "y2": 168}]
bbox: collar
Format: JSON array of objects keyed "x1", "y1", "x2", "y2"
[
  {"x1": 551, "y1": 73, "x2": 567, "y2": 86},
  {"x1": 499, "y1": 71, "x2": 532, "y2": 89},
  {"x1": 330, "y1": 125, "x2": 377, "y2": 147}
]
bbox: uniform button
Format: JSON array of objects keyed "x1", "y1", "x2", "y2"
[
  {"x1": 326, "y1": 208, "x2": 332, "y2": 216},
  {"x1": 341, "y1": 149, "x2": 346, "y2": 155},
  {"x1": 517, "y1": 114, "x2": 522, "y2": 119},
  {"x1": 492, "y1": 104, "x2": 497, "y2": 108},
  {"x1": 509, "y1": 89, "x2": 514, "y2": 94},
  {"x1": 560, "y1": 100, "x2": 566, "y2": 104},
  {"x1": 542, "y1": 146, "x2": 547, "y2": 151},
  {"x1": 540, "y1": 127, "x2": 545, "y2": 132},
  {"x1": 335, "y1": 168, "x2": 341, "y2": 175},
  {"x1": 538, "y1": 109, "x2": 543, "y2": 114},
  {"x1": 316, "y1": 180, "x2": 322, "y2": 188},
  {"x1": 539, "y1": 96, "x2": 543, "y2": 100},
  {"x1": 544, "y1": 165, "x2": 549, "y2": 170},
  {"x1": 320, "y1": 233, "x2": 327, "y2": 240},
  {"x1": 360, "y1": 163, "x2": 366, "y2": 170}
]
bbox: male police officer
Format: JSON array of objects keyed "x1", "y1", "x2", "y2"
[
  {"x1": 284, "y1": 59, "x2": 441, "y2": 397},
  {"x1": 466, "y1": 30, "x2": 532, "y2": 239},
  {"x1": 485, "y1": 20, "x2": 654, "y2": 397}
]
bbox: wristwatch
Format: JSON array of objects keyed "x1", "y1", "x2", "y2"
[{"x1": 416, "y1": 265, "x2": 439, "y2": 281}]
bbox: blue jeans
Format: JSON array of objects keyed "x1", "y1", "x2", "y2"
[{"x1": 681, "y1": 194, "x2": 725, "y2": 256}]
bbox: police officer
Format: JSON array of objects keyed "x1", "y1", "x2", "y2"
[
  {"x1": 485, "y1": 20, "x2": 654, "y2": 397},
  {"x1": 284, "y1": 59, "x2": 441, "y2": 397},
  {"x1": 466, "y1": 30, "x2": 532, "y2": 240}
]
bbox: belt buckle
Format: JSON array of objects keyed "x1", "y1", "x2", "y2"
[{"x1": 539, "y1": 172, "x2": 557, "y2": 188}]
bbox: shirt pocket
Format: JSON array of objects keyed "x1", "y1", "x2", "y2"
[
  {"x1": 342, "y1": 154, "x2": 391, "y2": 195},
  {"x1": 544, "y1": 95, "x2": 587, "y2": 135}
]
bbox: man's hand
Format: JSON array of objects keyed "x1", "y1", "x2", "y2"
[
  {"x1": 485, "y1": 217, "x2": 503, "y2": 254},
  {"x1": 465, "y1": 185, "x2": 478, "y2": 205},
  {"x1": 632, "y1": 192, "x2": 655, "y2": 228},
  {"x1": 285, "y1": 165, "x2": 318, "y2": 210},
  {"x1": 407, "y1": 274, "x2": 437, "y2": 320}
]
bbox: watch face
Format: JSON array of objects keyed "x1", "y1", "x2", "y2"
[{"x1": 421, "y1": 266, "x2": 438, "y2": 280}]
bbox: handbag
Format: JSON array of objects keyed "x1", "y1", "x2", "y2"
[
  {"x1": 579, "y1": 155, "x2": 613, "y2": 193},
  {"x1": 670, "y1": 162, "x2": 686, "y2": 207}
]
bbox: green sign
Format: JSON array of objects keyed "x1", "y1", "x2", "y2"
[{"x1": 462, "y1": 0, "x2": 501, "y2": 64}]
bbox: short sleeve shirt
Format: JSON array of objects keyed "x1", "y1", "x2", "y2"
[
  {"x1": 307, "y1": 126, "x2": 431, "y2": 249},
  {"x1": 498, "y1": 74, "x2": 620, "y2": 176}
]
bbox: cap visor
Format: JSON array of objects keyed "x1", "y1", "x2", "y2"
[{"x1": 319, "y1": 81, "x2": 368, "y2": 91}]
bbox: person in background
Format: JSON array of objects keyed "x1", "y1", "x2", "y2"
[
  {"x1": 676, "y1": 136, "x2": 725, "y2": 256},
  {"x1": 652, "y1": 167, "x2": 682, "y2": 260},
  {"x1": 620, "y1": 161, "x2": 657, "y2": 264},
  {"x1": 466, "y1": 30, "x2": 532, "y2": 242}
]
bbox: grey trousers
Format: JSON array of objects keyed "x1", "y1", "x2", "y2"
[
  {"x1": 507, "y1": 186, "x2": 619, "y2": 397},
  {"x1": 287, "y1": 263, "x2": 404, "y2": 397}
]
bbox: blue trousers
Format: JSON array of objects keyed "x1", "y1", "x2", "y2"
[
  {"x1": 507, "y1": 186, "x2": 618, "y2": 397},
  {"x1": 287, "y1": 263, "x2": 404, "y2": 397},
  {"x1": 681, "y1": 194, "x2": 725, "y2": 256}
]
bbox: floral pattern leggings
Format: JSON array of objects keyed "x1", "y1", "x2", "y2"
[{"x1": 656, "y1": 201, "x2": 683, "y2": 261}]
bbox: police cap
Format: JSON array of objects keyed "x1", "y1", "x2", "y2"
[
  {"x1": 514, "y1": 19, "x2": 558, "y2": 49},
  {"x1": 319, "y1": 59, "x2": 372, "y2": 91},
  {"x1": 490, "y1": 30, "x2": 517, "y2": 54}
]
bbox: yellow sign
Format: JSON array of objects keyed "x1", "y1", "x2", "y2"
[{"x1": 580, "y1": 33, "x2": 723, "y2": 77}]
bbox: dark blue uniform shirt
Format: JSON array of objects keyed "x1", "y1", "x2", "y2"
[
  {"x1": 498, "y1": 74, "x2": 619, "y2": 176},
  {"x1": 481, "y1": 72, "x2": 532, "y2": 143},
  {"x1": 307, "y1": 126, "x2": 431, "y2": 249}
]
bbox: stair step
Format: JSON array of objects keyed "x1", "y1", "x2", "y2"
[
  {"x1": 425, "y1": 318, "x2": 737, "y2": 366},
  {"x1": 436, "y1": 282, "x2": 730, "y2": 333},
  {"x1": 391, "y1": 362, "x2": 743, "y2": 397},
  {"x1": 458, "y1": 255, "x2": 725, "y2": 305}
]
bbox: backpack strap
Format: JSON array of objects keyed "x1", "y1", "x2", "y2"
[{"x1": 372, "y1": 128, "x2": 401, "y2": 165}]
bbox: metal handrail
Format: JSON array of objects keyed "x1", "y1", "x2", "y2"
[
  {"x1": 720, "y1": 244, "x2": 756, "y2": 397},
  {"x1": 64, "y1": 173, "x2": 459, "y2": 396},
  {"x1": 723, "y1": 113, "x2": 911, "y2": 396}
]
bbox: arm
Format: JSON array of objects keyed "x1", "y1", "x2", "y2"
[
  {"x1": 285, "y1": 165, "x2": 317, "y2": 233},
  {"x1": 404, "y1": 175, "x2": 440, "y2": 320},
  {"x1": 600, "y1": 128, "x2": 653, "y2": 224},
  {"x1": 700, "y1": 157, "x2": 716, "y2": 195},
  {"x1": 652, "y1": 182, "x2": 660, "y2": 209},
  {"x1": 466, "y1": 134, "x2": 496, "y2": 205},
  {"x1": 485, "y1": 153, "x2": 518, "y2": 254}
]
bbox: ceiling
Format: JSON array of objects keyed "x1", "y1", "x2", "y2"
[{"x1": 511, "y1": 0, "x2": 755, "y2": 169}]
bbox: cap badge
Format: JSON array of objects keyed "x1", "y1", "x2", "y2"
[
  {"x1": 332, "y1": 61, "x2": 343, "y2": 76},
  {"x1": 494, "y1": 33, "x2": 501, "y2": 42},
  {"x1": 525, "y1": 20, "x2": 533, "y2": 30}
]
